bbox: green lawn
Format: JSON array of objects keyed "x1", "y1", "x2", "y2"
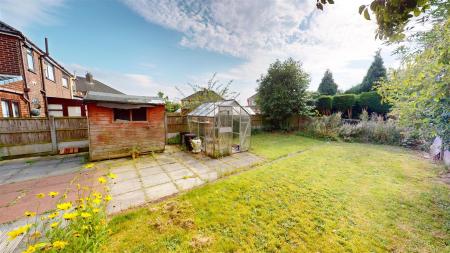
[{"x1": 105, "y1": 133, "x2": 450, "y2": 252}]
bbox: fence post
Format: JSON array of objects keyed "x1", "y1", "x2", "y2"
[{"x1": 49, "y1": 116, "x2": 58, "y2": 154}]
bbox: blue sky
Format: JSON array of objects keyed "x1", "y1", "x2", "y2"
[{"x1": 0, "y1": 0, "x2": 400, "y2": 102}]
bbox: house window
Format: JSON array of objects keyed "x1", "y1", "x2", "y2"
[
  {"x1": 1, "y1": 100, "x2": 20, "y2": 118},
  {"x1": 68, "y1": 106, "x2": 81, "y2": 117},
  {"x1": 113, "y1": 107, "x2": 147, "y2": 122},
  {"x1": 26, "y1": 49, "x2": 34, "y2": 71},
  {"x1": 62, "y1": 77, "x2": 68, "y2": 88},
  {"x1": 48, "y1": 104, "x2": 63, "y2": 117},
  {"x1": 45, "y1": 61, "x2": 55, "y2": 81}
]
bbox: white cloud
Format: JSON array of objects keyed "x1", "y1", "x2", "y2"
[
  {"x1": 0, "y1": 0, "x2": 65, "y2": 29},
  {"x1": 68, "y1": 63, "x2": 176, "y2": 97},
  {"x1": 123, "y1": 0, "x2": 400, "y2": 103}
]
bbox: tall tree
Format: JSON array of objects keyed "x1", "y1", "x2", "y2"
[
  {"x1": 257, "y1": 58, "x2": 312, "y2": 130},
  {"x1": 317, "y1": 69, "x2": 338, "y2": 95},
  {"x1": 359, "y1": 51, "x2": 387, "y2": 92}
]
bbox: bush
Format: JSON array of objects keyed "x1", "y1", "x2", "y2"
[
  {"x1": 359, "y1": 91, "x2": 390, "y2": 114},
  {"x1": 316, "y1": 96, "x2": 333, "y2": 115},
  {"x1": 302, "y1": 113, "x2": 342, "y2": 140},
  {"x1": 333, "y1": 94, "x2": 356, "y2": 118},
  {"x1": 167, "y1": 134, "x2": 181, "y2": 145},
  {"x1": 339, "y1": 111, "x2": 401, "y2": 145}
]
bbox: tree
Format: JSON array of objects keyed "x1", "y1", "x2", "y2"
[
  {"x1": 332, "y1": 94, "x2": 356, "y2": 118},
  {"x1": 257, "y1": 58, "x2": 312, "y2": 130},
  {"x1": 316, "y1": 96, "x2": 333, "y2": 115},
  {"x1": 378, "y1": 18, "x2": 450, "y2": 150},
  {"x1": 359, "y1": 51, "x2": 387, "y2": 92},
  {"x1": 157, "y1": 91, "x2": 180, "y2": 113},
  {"x1": 358, "y1": 91, "x2": 390, "y2": 115},
  {"x1": 316, "y1": 0, "x2": 449, "y2": 42},
  {"x1": 317, "y1": 69, "x2": 338, "y2": 95}
]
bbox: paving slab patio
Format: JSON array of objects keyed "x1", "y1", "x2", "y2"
[{"x1": 105, "y1": 147, "x2": 263, "y2": 214}]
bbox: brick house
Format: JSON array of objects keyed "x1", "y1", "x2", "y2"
[
  {"x1": 0, "y1": 20, "x2": 75, "y2": 118},
  {"x1": 84, "y1": 91, "x2": 165, "y2": 161}
]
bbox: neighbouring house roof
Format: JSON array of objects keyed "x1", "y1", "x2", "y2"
[
  {"x1": 243, "y1": 106, "x2": 256, "y2": 116},
  {"x1": 74, "y1": 75, "x2": 123, "y2": 96},
  {"x1": 0, "y1": 74, "x2": 23, "y2": 85},
  {"x1": 84, "y1": 91, "x2": 164, "y2": 106},
  {"x1": 0, "y1": 20, "x2": 73, "y2": 77},
  {"x1": 181, "y1": 89, "x2": 223, "y2": 102},
  {"x1": 188, "y1": 100, "x2": 250, "y2": 117}
]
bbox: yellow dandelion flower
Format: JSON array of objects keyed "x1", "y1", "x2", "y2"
[
  {"x1": 30, "y1": 231, "x2": 41, "y2": 239},
  {"x1": 84, "y1": 163, "x2": 95, "y2": 169},
  {"x1": 63, "y1": 212, "x2": 78, "y2": 220},
  {"x1": 63, "y1": 193, "x2": 68, "y2": 199},
  {"x1": 52, "y1": 241, "x2": 68, "y2": 250},
  {"x1": 24, "y1": 211, "x2": 36, "y2": 217},
  {"x1": 93, "y1": 192, "x2": 102, "y2": 199},
  {"x1": 104, "y1": 195, "x2": 112, "y2": 202},
  {"x1": 107, "y1": 172, "x2": 117, "y2": 179},
  {"x1": 7, "y1": 224, "x2": 32, "y2": 240},
  {"x1": 50, "y1": 222, "x2": 59, "y2": 228},
  {"x1": 36, "y1": 193, "x2": 45, "y2": 199},
  {"x1": 98, "y1": 177, "x2": 107, "y2": 184},
  {"x1": 48, "y1": 191, "x2": 59, "y2": 198},
  {"x1": 92, "y1": 208, "x2": 100, "y2": 213},
  {"x1": 23, "y1": 245, "x2": 36, "y2": 253},
  {"x1": 75, "y1": 203, "x2": 85, "y2": 210},
  {"x1": 47, "y1": 211, "x2": 59, "y2": 219},
  {"x1": 73, "y1": 232, "x2": 81, "y2": 238},
  {"x1": 57, "y1": 202, "x2": 72, "y2": 210},
  {"x1": 92, "y1": 198, "x2": 101, "y2": 205},
  {"x1": 80, "y1": 212, "x2": 92, "y2": 219}
]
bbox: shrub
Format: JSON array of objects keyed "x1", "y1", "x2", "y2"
[
  {"x1": 333, "y1": 94, "x2": 356, "y2": 118},
  {"x1": 359, "y1": 91, "x2": 390, "y2": 114},
  {"x1": 316, "y1": 96, "x2": 333, "y2": 115},
  {"x1": 167, "y1": 134, "x2": 181, "y2": 145},
  {"x1": 302, "y1": 113, "x2": 342, "y2": 140},
  {"x1": 6, "y1": 167, "x2": 115, "y2": 253}
]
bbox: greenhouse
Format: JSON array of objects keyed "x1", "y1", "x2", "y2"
[{"x1": 187, "y1": 100, "x2": 251, "y2": 158}]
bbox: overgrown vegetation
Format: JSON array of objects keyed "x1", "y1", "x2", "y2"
[{"x1": 105, "y1": 133, "x2": 450, "y2": 252}]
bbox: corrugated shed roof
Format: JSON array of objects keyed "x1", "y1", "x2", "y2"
[
  {"x1": 84, "y1": 91, "x2": 164, "y2": 105},
  {"x1": 0, "y1": 74, "x2": 23, "y2": 85},
  {"x1": 75, "y1": 76, "x2": 123, "y2": 95}
]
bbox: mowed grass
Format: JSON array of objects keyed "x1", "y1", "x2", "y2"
[{"x1": 105, "y1": 134, "x2": 450, "y2": 252}]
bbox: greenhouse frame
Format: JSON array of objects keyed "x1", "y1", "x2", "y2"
[{"x1": 187, "y1": 100, "x2": 251, "y2": 158}]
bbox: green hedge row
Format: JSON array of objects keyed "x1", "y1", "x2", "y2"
[{"x1": 316, "y1": 91, "x2": 390, "y2": 118}]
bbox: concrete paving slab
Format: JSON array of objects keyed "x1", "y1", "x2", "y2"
[
  {"x1": 174, "y1": 177, "x2": 204, "y2": 191},
  {"x1": 139, "y1": 166, "x2": 164, "y2": 177},
  {"x1": 110, "y1": 178, "x2": 142, "y2": 196},
  {"x1": 145, "y1": 182, "x2": 178, "y2": 201},
  {"x1": 167, "y1": 169, "x2": 194, "y2": 180},
  {"x1": 162, "y1": 163, "x2": 186, "y2": 172},
  {"x1": 110, "y1": 164, "x2": 135, "y2": 174},
  {"x1": 199, "y1": 171, "x2": 219, "y2": 181},
  {"x1": 135, "y1": 161, "x2": 159, "y2": 169},
  {"x1": 108, "y1": 190, "x2": 146, "y2": 213},
  {"x1": 113, "y1": 170, "x2": 139, "y2": 182},
  {"x1": 141, "y1": 173, "x2": 171, "y2": 188}
]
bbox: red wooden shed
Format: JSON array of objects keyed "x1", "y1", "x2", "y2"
[{"x1": 84, "y1": 91, "x2": 165, "y2": 161}]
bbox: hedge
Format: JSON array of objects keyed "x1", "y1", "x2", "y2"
[
  {"x1": 359, "y1": 91, "x2": 390, "y2": 114},
  {"x1": 316, "y1": 96, "x2": 333, "y2": 115},
  {"x1": 333, "y1": 94, "x2": 356, "y2": 118}
]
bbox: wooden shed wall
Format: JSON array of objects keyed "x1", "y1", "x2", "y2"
[{"x1": 87, "y1": 104, "x2": 165, "y2": 161}]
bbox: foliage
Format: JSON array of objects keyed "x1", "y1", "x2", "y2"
[
  {"x1": 303, "y1": 113, "x2": 342, "y2": 140},
  {"x1": 359, "y1": 50, "x2": 387, "y2": 93},
  {"x1": 378, "y1": 18, "x2": 450, "y2": 150},
  {"x1": 332, "y1": 94, "x2": 356, "y2": 118},
  {"x1": 317, "y1": 0, "x2": 449, "y2": 42},
  {"x1": 106, "y1": 133, "x2": 450, "y2": 252},
  {"x1": 7, "y1": 171, "x2": 115, "y2": 252},
  {"x1": 167, "y1": 134, "x2": 181, "y2": 145},
  {"x1": 179, "y1": 73, "x2": 237, "y2": 112},
  {"x1": 339, "y1": 111, "x2": 402, "y2": 145},
  {"x1": 316, "y1": 95, "x2": 333, "y2": 115},
  {"x1": 157, "y1": 92, "x2": 180, "y2": 113},
  {"x1": 256, "y1": 58, "x2": 312, "y2": 130},
  {"x1": 317, "y1": 69, "x2": 338, "y2": 95},
  {"x1": 344, "y1": 85, "x2": 361, "y2": 94},
  {"x1": 358, "y1": 91, "x2": 391, "y2": 114}
]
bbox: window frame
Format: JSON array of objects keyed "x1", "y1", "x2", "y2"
[
  {"x1": 62, "y1": 76, "x2": 69, "y2": 88},
  {"x1": 113, "y1": 107, "x2": 148, "y2": 122},
  {"x1": 45, "y1": 61, "x2": 55, "y2": 82},
  {"x1": 1, "y1": 99, "x2": 20, "y2": 118},
  {"x1": 26, "y1": 48, "x2": 35, "y2": 72}
]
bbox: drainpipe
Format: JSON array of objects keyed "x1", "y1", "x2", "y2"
[
  {"x1": 19, "y1": 41, "x2": 32, "y2": 115},
  {"x1": 39, "y1": 38, "x2": 49, "y2": 117}
]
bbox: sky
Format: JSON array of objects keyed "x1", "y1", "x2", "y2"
[{"x1": 0, "y1": 0, "x2": 400, "y2": 103}]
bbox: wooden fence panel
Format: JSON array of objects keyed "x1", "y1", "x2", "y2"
[
  {"x1": 0, "y1": 118, "x2": 51, "y2": 146},
  {"x1": 166, "y1": 114, "x2": 188, "y2": 133},
  {"x1": 54, "y1": 117, "x2": 88, "y2": 142}
]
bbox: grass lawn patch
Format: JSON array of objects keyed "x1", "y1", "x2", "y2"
[{"x1": 105, "y1": 134, "x2": 450, "y2": 252}]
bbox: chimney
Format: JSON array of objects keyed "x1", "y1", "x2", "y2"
[
  {"x1": 86, "y1": 72, "x2": 93, "y2": 84},
  {"x1": 45, "y1": 38, "x2": 49, "y2": 55}
]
